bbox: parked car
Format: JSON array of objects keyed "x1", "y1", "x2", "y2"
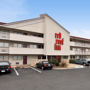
[
  {"x1": 0, "y1": 61, "x2": 12, "y2": 73},
  {"x1": 36, "y1": 61, "x2": 53, "y2": 70},
  {"x1": 75, "y1": 59, "x2": 90, "y2": 66}
]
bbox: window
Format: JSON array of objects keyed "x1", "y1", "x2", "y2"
[
  {"x1": 38, "y1": 55, "x2": 46, "y2": 59},
  {"x1": 23, "y1": 44, "x2": 27, "y2": 48},
  {"x1": 13, "y1": 56, "x2": 22, "y2": 60},
  {"x1": 0, "y1": 56, "x2": 3, "y2": 60},
  {"x1": 13, "y1": 43, "x2": 18, "y2": 47},
  {"x1": 13, "y1": 56, "x2": 17, "y2": 60},
  {"x1": 38, "y1": 56, "x2": 42, "y2": 59},
  {"x1": 63, "y1": 56, "x2": 68, "y2": 59},
  {"x1": 18, "y1": 56, "x2": 22, "y2": 60},
  {"x1": 0, "y1": 56, "x2": 9, "y2": 61},
  {"x1": 30, "y1": 44, "x2": 37, "y2": 48},
  {"x1": 23, "y1": 33, "x2": 28, "y2": 35},
  {"x1": 70, "y1": 47, "x2": 73, "y2": 50},
  {"x1": 3, "y1": 56, "x2": 8, "y2": 60},
  {"x1": 0, "y1": 31, "x2": 9, "y2": 39},
  {"x1": 14, "y1": 32, "x2": 21, "y2": 35},
  {"x1": 0, "y1": 42, "x2": 3, "y2": 47},
  {"x1": 0, "y1": 42, "x2": 9, "y2": 48},
  {"x1": 4, "y1": 43, "x2": 9, "y2": 47},
  {"x1": 13, "y1": 43, "x2": 22, "y2": 48},
  {"x1": 37, "y1": 44, "x2": 44, "y2": 49},
  {"x1": 42, "y1": 56, "x2": 46, "y2": 59},
  {"x1": 18, "y1": 44, "x2": 22, "y2": 48}
]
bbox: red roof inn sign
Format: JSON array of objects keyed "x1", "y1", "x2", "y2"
[{"x1": 54, "y1": 32, "x2": 64, "y2": 50}]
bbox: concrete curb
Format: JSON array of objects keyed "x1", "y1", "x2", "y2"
[{"x1": 53, "y1": 66, "x2": 85, "y2": 70}]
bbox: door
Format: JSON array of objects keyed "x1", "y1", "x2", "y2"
[
  {"x1": 23, "y1": 56, "x2": 27, "y2": 64},
  {"x1": 56, "y1": 56, "x2": 61, "y2": 62}
]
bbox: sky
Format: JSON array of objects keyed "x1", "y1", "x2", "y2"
[{"x1": 0, "y1": 0, "x2": 90, "y2": 38}]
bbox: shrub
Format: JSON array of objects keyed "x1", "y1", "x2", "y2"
[
  {"x1": 69, "y1": 59, "x2": 75, "y2": 64},
  {"x1": 60, "y1": 62, "x2": 67, "y2": 67},
  {"x1": 49, "y1": 60, "x2": 60, "y2": 66},
  {"x1": 55, "y1": 61, "x2": 59, "y2": 66}
]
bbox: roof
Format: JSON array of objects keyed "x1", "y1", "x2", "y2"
[
  {"x1": 40, "y1": 14, "x2": 70, "y2": 33},
  {"x1": 2, "y1": 14, "x2": 70, "y2": 33},
  {"x1": 0, "y1": 22, "x2": 6, "y2": 25},
  {"x1": 2, "y1": 17, "x2": 41, "y2": 26},
  {"x1": 70, "y1": 36, "x2": 90, "y2": 42},
  {"x1": 0, "y1": 26, "x2": 43, "y2": 34}
]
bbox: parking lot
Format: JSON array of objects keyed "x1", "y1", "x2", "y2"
[{"x1": 0, "y1": 67, "x2": 90, "y2": 90}]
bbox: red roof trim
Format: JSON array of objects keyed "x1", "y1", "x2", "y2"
[
  {"x1": 0, "y1": 22, "x2": 6, "y2": 25},
  {"x1": 70, "y1": 36, "x2": 90, "y2": 42}
]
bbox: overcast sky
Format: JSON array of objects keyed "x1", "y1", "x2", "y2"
[{"x1": 0, "y1": 0, "x2": 90, "y2": 38}]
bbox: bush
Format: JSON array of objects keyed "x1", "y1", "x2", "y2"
[
  {"x1": 49, "y1": 60, "x2": 60, "y2": 66},
  {"x1": 69, "y1": 59, "x2": 75, "y2": 64},
  {"x1": 55, "y1": 61, "x2": 59, "y2": 66},
  {"x1": 60, "y1": 62, "x2": 67, "y2": 67}
]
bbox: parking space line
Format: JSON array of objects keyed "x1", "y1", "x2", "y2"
[
  {"x1": 30, "y1": 67, "x2": 42, "y2": 73},
  {"x1": 14, "y1": 67, "x2": 19, "y2": 76}
]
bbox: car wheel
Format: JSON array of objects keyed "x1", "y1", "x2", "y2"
[
  {"x1": 7, "y1": 70, "x2": 11, "y2": 73},
  {"x1": 83, "y1": 63, "x2": 86, "y2": 66}
]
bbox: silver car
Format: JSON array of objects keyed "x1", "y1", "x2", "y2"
[{"x1": 75, "y1": 59, "x2": 90, "y2": 66}]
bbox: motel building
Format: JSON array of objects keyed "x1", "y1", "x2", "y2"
[
  {"x1": 70, "y1": 36, "x2": 90, "y2": 60},
  {"x1": 0, "y1": 14, "x2": 90, "y2": 66},
  {"x1": 0, "y1": 14, "x2": 70, "y2": 65}
]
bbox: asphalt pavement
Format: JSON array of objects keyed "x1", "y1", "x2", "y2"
[{"x1": 0, "y1": 67, "x2": 90, "y2": 90}]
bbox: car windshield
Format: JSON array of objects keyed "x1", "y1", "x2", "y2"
[
  {"x1": 0, "y1": 62, "x2": 9, "y2": 66},
  {"x1": 82, "y1": 59, "x2": 86, "y2": 61},
  {"x1": 82, "y1": 59, "x2": 90, "y2": 61}
]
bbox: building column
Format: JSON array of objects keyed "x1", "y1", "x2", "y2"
[{"x1": 46, "y1": 55, "x2": 48, "y2": 61}]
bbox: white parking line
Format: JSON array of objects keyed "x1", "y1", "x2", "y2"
[
  {"x1": 30, "y1": 67, "x2": 42, "y2": 73},
  {"x1": 14, "y1": 67, "x2": 19, "y2": 76}
]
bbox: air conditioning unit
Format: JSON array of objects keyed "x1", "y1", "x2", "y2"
[{"x1": 16, "y1": 62, "x2": 19, "y2": 64}]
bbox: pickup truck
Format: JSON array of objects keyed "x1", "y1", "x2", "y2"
[{"x1": 0, "y1": 61, "x2": 11, "y2": 73}]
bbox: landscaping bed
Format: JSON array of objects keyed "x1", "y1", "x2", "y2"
[{"x1": 53, "y1": 64, "x2": 84, "y2": 69}]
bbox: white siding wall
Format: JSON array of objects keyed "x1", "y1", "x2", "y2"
[{"x1": 43, "y1": 15, "x2": 70, "y2": 56}]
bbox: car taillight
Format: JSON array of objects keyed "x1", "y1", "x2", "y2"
[
  {"x1": 44, "y1": 64, "x2": 47, "y2": 67},
  {"x1": 8, "y1": 66, "x2": 11, "y2": 69}
]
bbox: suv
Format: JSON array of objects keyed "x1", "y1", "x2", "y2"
[
  {"x1": 0, "y1": 61, "x2": 12, "y2": 73},
  {"x1": 75, "y1": 59, "x2": 90, "y2": 66},
  {"x1": 36, "y1": 61, "x2": 53, "y2": 70}
]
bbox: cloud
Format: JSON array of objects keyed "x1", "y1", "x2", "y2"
[{"x1": 0, "y1": 0, "x2": 30, "y2": 22}]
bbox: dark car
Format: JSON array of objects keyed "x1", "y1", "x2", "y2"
[
  {"x1": 0, "y1": 61, "x2": 12, "y2": 73},
  {"x1": 75, "y1": 59, "x2": 90, "y2": 66},
  {"x1": 36, "y1": 61, "x2": 53, "y2": 70}
]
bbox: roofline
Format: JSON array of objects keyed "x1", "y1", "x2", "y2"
[
  {"x1": 70, "y1": 36, "x2": 90, "y2": 42},
  {"x1": 2, "y1": 17, "x2": 41, "y2": 26},
  {"x1": 2, "y1": 14, "x2": 70, "y2": 34},
  {"x1": 40, "y1": 14, "x2": 70, "y2": 33},
  {"x1": 0, "y1": 26, "x2": 43, "y2": 34},
  {"x1": 0, "y1": 22, "x2": 6, "y2": 25}
]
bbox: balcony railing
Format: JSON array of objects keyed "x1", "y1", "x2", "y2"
[
  {"x1": 70, "y1": 42, "x2": 90, "y2": 48},
  {"x1": 9, "y1": 47, "x2": 44, "y2": 54},
  {"x1": 10, "y1": 33, "x2": 44, "y2": 43},
  {"x1": 0, "y1": 32, "x2": 9, "y2": 40},
  {"x1": 70, "y1": 50, "x2": 90, "y2": 55},
  {"x1": 0, "y1": 48, "x2": 9, "y2": 54}
]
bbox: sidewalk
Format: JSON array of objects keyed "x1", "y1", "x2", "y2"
[
  {"x1": 53, "y1": 64, "x2": 84, "y2": 70},
  {"x1": 11, "y1": 64, "x2": 31, "y2": 68}
]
